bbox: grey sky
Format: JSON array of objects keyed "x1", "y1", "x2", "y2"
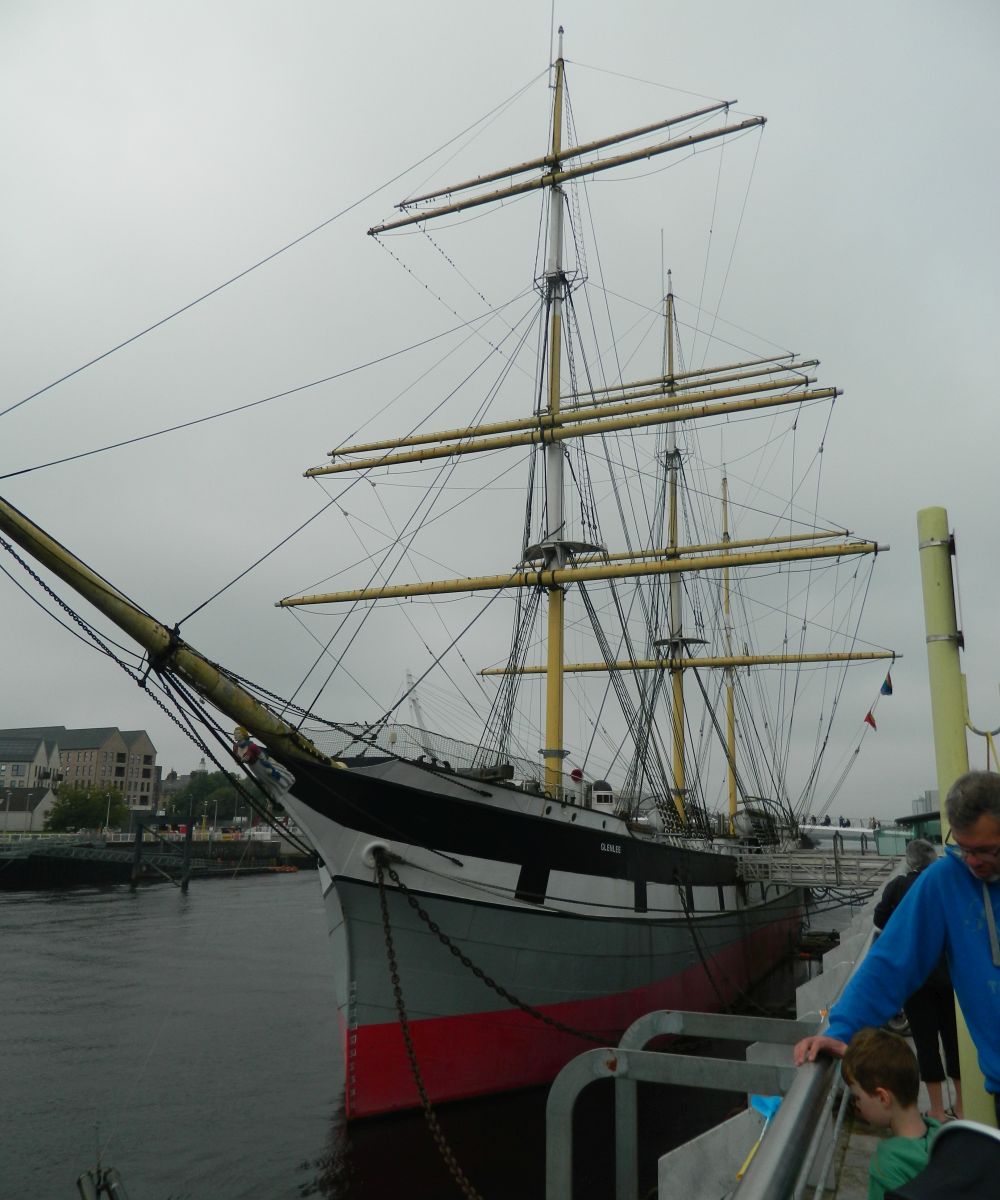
[{"x1": 2, "y1": 1, "x2": 998, "y2": 818}]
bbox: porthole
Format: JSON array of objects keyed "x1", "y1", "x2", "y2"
[
  {"x1": 570, "y1": 812, "x2": 577, "y2": 821},
  {"x1": 545, "y1": 806, "x2": 552, "y2": 815}
]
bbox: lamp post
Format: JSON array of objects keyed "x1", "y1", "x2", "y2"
[
  {"x1": 103, "y1": 791, "x2": 113, "y2": 838},
  {"x1": 3, "y1": 790, "x2": 10, "y2": 837}
]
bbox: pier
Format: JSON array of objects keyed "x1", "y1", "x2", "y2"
[{"x1": 0, "y1": 829, "x2": 310, "y2": 888}]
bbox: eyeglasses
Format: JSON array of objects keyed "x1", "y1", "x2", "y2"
[{"x1": 945, "y1": 829, "x2": 1000, "y2": 862}]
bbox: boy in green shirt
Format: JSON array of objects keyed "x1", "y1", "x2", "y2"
[{"x1": 842, "y1": 1027, "x2": 941, "y2": 1200}]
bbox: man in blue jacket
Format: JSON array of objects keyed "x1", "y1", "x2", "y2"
[{"x1": 794, "y1": 770, "x2": 1000, "y2": 1125}]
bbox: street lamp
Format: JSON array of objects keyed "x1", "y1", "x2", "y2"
[{"x1": 103, "y1": 791, "x2": 113, "y2": 838}]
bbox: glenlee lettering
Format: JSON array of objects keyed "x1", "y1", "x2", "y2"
[{"x1": 601, "y1": 842, "x2": 622, "y2": 854}]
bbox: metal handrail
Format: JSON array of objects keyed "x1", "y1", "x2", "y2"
[{"x1": 546, "y1": 1042, "x2": 798, "y2": 1200}]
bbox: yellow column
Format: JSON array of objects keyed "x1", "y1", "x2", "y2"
[{"x1": 918, "y1": 506, "x2": 991, "y2": 1124}]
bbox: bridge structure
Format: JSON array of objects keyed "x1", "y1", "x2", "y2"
[{"x1": 733, "y1": 848, "x2": 901, "y2": 890}]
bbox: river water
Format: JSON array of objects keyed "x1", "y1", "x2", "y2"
[{"x1": 4, "y1": 871, "x2": 852, "y2": 1199}]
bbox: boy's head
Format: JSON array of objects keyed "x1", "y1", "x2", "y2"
[{"x1": 841, "y1": 1027, "x2": 920, "y2": 1126}]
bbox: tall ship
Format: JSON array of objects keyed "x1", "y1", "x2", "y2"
[{"x1": 0, "y1": 33, "x2": 893, "y2": 1119}]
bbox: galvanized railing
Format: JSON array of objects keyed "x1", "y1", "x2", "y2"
[{"x1": 545, "y1": 1010, "x2": 818, "y2": 1200}]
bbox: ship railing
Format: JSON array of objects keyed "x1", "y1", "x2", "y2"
[{"x1": 546, "y1": 889, "x2": 886, "y2": 1199}]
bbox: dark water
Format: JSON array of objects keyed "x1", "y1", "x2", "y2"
[
  {"x1": 3, "y1": 872, "x2": 825, "y2": 1199},
  {"x1": 3, "y1": 873, "x2": 341, "y2": 1198}
]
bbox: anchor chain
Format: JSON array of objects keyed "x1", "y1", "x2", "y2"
[
  {"x1": 377, "y1": 852, "x2": 606, "y2": 1045},
  {"x1": 375, "y1": 855, "x2": 484, "y2": 1200}
]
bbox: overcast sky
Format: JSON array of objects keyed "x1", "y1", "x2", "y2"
[{"x1": 2, "y1": 1, "x2": 998, "y2": 819}]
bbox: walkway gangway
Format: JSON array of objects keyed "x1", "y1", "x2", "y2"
[{"x1": 735, "y1": 848, "x2": 901, "y2": 889}]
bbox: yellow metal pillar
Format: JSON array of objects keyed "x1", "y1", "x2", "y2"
[{"x1": 917, "y1": 506, "x2": 991, "y2": 1125}]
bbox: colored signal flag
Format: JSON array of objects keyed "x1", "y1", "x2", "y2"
[
  {"x1": 864, "y1": 710, "x2": 877, "y2": 730},
  {"x1": 880, "y1": 672, "x2": 893, "y2": 696}
]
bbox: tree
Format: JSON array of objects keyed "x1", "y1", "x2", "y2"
[
  {"x1": 44, "y1": 786, "x2": 130, "y2": 832},
  {"x1": 164, "y1": 770, "x2": 269, "y2": 825}
]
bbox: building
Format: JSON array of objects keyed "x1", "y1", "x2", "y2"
[
  {"x1": 0, "y1": 731, "x2": 62, "y2": 792},
  {"x1": 159, "y1": 759, "x2": 208, "y2": 813},
  {"x1": 0, "y1": 726, "x2": 158, "y2": 817},
  {"x1": 0, "y1": 786, "x2": 57, "y2": 833},
  {"x1": 912, "y1": 788, "x2": 939, "y2": 815}
]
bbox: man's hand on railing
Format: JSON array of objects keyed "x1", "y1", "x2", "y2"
[{"x1": 793, "y1": 1034, "x2": 847, "y2": 1066}]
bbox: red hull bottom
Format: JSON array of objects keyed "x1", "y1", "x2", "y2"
[{"x1": 345, "y1": 912, "x2": 798, "y2": 1119}]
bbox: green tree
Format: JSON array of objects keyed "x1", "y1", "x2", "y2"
[
  {"x1": 44, "y1": 786, "x2": 130, "y2": 832},
  {"x1": 165, "y1": 770, "x2": 269, "y2": 826}
]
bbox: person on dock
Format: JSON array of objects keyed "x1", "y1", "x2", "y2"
[
  {"x1": 794, "y1": 770, "x2": 1000, "y2": 1127},
  {"x1": 841, "y1": 1027, "x2": 940, "y2": 1200},
  {"x1": 874, "y1": 838, "x2": 962, "y2": 1121}
]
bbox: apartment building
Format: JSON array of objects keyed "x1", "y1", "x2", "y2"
[
  {"x1": 0, "y1": 732, "x2": 62, "y2": 791},
  {"x1": 0, "y1": 726, "x2": 158, "y2": 814}
]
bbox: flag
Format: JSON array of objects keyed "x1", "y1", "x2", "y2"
[
  {"x1": 864, "y1": 710, "x2": 877, "y2": 730},
  {"x1": 880, "y1": 672, "x2": 893, "y2": 696}
]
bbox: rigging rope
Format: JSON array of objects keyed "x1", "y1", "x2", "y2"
[{"x1": 1, "y1": 69, "x2": 549, "y2": 426}]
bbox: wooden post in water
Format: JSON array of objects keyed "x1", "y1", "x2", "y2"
[
  {"x1": 129, "y1": 814, "x2": 145, "y2": 890},
  {"x1": 181, "y1": 800, "x2": 194, "y2": 893},
  {"x1": 917, "y1": 505, "x2": 991, "y2": 1125}
]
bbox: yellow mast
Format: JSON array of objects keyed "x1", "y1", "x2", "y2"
[
  {"x1": 723, "y1": 475, "x2": 738, "y2": 828},
  {"x1": 309, "y1": 378, "x2": 830, "y2": 475},
  {"x1": 368, "y1": 114, "x2": 765, "y2": 235},
  {"x1": 277, "y1": 539, "x2": 883, "y2": 607},
  {"x1": 480, "y1": 650, "x2": 895, "y2": 676},
  {"x1": 542, "y1": 33, "x2": 568, "y2": 794},
  {"x1": 322, "y1": 363, "x2": 821, "y2": 460}
]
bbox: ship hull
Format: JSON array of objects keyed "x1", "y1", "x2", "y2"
[
  {"x1": 277, "y1": 756, "x2": 804, "y2": 1119},
  {"x1": 330, "y1": 876, "x2": 801, "y2": 1118}
]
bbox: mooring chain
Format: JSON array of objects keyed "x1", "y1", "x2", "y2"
[
  {"x1": 374, "y1": 856, "x2": 485, "y2": 1200},
  {"x1": 379, "y1": 854, "x2": 606, "y2": 1046}
]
